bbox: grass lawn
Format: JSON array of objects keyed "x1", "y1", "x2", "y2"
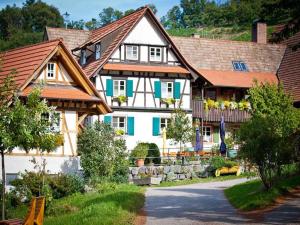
[
  {"x1": 157, "y1": 173, "x2": 253, "y2": 187},
  {"x1": 224, "y1": 175, "x2": 300, "y2": 211},
  {"x1": 8, "y1": 184, "x2": 144, "y2": 225}
]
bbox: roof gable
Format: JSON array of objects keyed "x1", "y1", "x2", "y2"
[
  {"x1": 80, "y1": 7, "x2": 201, "y2": 80},
  {"x1": 0, "y1": 40, "x2": 111, "y2": 113}
]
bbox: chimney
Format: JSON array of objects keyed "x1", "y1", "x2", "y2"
[
  {"x1": 192, "y1": 33, "x2": 200, "y2": 38},
  {"x1": 252, "y1": 19, "x2": 267, "y2": 44}
]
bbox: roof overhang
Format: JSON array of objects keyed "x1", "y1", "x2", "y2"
[
  {"x1": 198, "y1": 69, "x2": 278, "y2": 88},
  {"x1": 103, "y1": 63, "x2": 190, "y2": 74}
]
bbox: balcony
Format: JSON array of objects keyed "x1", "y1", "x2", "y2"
[{"x1": 192, "y1": 100, "x2": 251, "y2": 123}]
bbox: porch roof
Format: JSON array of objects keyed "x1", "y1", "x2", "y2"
[
  {"x1": 21, "y1": 85, "x2": 102, "y2": 102},
  {"x1": 103, "y1": 63, "x2": 190, "y2": 74},
  {"x1": 198, "y1": 69, "x2": 278, "y2": 88}
]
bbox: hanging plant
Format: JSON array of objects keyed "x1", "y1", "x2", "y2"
[
  {"x1": 161, "y1": 98, "x2": 176, "y2": 106},
  {"x1": 207, "y1": 98, "x2": 215, "y2": 109},
  {"x1": 117, "y1": 95, "x2": 127, "y2": 104},
  {"x1": 224, "y1": 100, "x2": 230, "y2": 108},
  {"x1": 115, "y1": 129, "x2": 125, "y2": 136}
]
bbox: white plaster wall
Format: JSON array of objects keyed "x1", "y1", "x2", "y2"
[
  {"x1": 1, "y1": 155, "x2": 81, "y2": 176},
  {"x1": 97, "y1": 75, "x2": 191, "y2": 110},
  {"x1": 124, "y1": 16, "x2": 166, "y2": 45},
  {"x1": 99, "y1": 111, "x2": 193, "y2": 151}
]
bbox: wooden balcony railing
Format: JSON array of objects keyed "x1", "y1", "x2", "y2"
[{"x1": 192, "y1": 100, "x2": 251, "y2": 123}]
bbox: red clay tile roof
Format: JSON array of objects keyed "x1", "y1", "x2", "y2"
[
  {"x1": 81, "y1": 7, "x2": 148, "y2": 77},
  {"x1": 21, "y1": 85, "x2": 101, "y2": 102},
  {"x1": 277, "y1": 32, "x2": 300, "y2": 102},
  {"x1": 45, "y1": 27, "x2": 90, "y2": 52},
  {"x1": 78, "y1": 7, "x2": 147, "y2": 49},
  {"x1": 0, "y1": 39, "x2": 60, "y2": 87},
  {"x1": 198, "y1": 69, "x2": 278, "y2": 88},
  {"x1": 0, "y1": 39, "x2": 112, "y2": 113},
  {"x1": 104, "y1": 63, "x2": 190, "y2": 74},
  {"x1": 172, "y1": 36, "x2": 286, "y2": 73}
]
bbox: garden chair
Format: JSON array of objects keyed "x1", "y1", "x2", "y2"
[
  {"x1": 34, "y1": 196, "x2": 45, "y2": 225},
  {"x1": 0, "y1": 197, "x2": 36, "y2": 225}
]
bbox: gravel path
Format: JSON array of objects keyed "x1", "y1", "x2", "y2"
[{"x1": 145, "y1": 178, "x2": 300, "y2": 225}]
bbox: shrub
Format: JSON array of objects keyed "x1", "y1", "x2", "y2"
[
  {"x1": 78, "y1": 121, "x2": 128, "y2": 182},
  {"x1": 130, "y1": 143, "x2": 148, "y2": 160},
  {"x1": 95, "y1": 182, "x2": 117, "y2": 194},
  {"x1": 210, "y1": 156, "x2": 238, "y2": 170},
  {"x1": 143, "y1": 143, "x2": 161, "y2": 165},
  {"x1": 49, "y1": 174, "x2": 84, "y2": 199}
]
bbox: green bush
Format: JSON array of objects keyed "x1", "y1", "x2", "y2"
[
  {"x1": 78, "y1": 121, "x2": 128, "y2": 183},
  {"x1": 210, "y1": 156, "x2": 238, "y2": 170},
  {"x1": 49, "y1": 174, "x2": 84, "y2": 199},
  {"x1": 143, "y1": 143, "x2": 161, "y2": 165},
  {"x1": 95, "y1": 182, "x2": 117, "y2": 194},
  {"x1": 130, "y1": 143, "x2": 148, "y2": 160}
]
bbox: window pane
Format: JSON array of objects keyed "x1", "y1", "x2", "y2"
[{"x1": 161, "y1": 82, "x2": 167, "y2": 98}]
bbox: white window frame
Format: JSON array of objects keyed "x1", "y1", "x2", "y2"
[
  {"x1": 149, "y1": 47, "x2": 162, "y2": 62},
  {"x1": 42, "y1": 112, "x2": 61, "y2": 133},
  {"x1": 95, "y1": 43, "x2": 101, "y2": 60},
  {"x1": 160, "y1": 118, "x2": 170, "y2": 132},
  {"x1": 202, "y1": 126, "x2": 212, "y2": 142},
  {"x1": 80, "y1": 49, "x2": 87, "y2": 65},
  {"x1": 113, "y1": 80, "x2": 126, "y2": 97},
  {"x1": 46, "y1": 63, "x2": 55, "y2": 79},
  {"x1": 125, "y1": 45, "x2": 138, "y2": 60},
  {"x1": 112, "y1": 116, "x2": 126, "y2": 132},
  {"x1": 161, "y1": 81, "x2": 173, "y2": 98}
]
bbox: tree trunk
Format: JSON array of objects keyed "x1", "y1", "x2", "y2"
[{"x1": 1, "y1": 150, "x2": 5, "y2": 220}]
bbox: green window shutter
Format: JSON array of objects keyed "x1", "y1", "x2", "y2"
[
  {"x1": 152, "y1": 117, "x2": 160, "y2": 136},
  {"x1": 173, "y1": 82, "x2": 181, "y2": 99},
  {"x1": 104, "y1": 116, "x2": 112, "y2": 125},
  {"x1": 127, "y1": 117, "x2": 134, "y2": 136},
  {"x1": 106, "y1": 79, "x2": 113, "y2": 96},
  {"x1": 213, "y1": 127, "x2": 219, "y2": 143},
  {"x1": 154, "y1": 81, "x2": 161, "y2": 98},
  {"x1": 126, "y1": 80, "x2": 133, "y2": 97}
]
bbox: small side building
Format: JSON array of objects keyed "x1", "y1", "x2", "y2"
[{"x1": 0, "y1": 39, "x2": 111, "y2": 179}]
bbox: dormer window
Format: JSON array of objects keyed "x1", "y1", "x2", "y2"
[
  {"x1": 232, "y1": 61, "x2": 248, "y2": 72},
  {"x1": 125, "y1": 45, "x2": 138, "y2": 61},
  {"x1": 150, "y1": 47, "x2": 162, "y2": 62},
  {"x1": 80, "y1": 49, "x2": 87, "y2": 65},
  {"x1": 46, "y1": 63, "x2": 55, "y2": 79},
  {"x1": 95, "y1": 43, "x2": 101, "y2": 60}
]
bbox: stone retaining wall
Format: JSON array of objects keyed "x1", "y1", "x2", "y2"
[{"x1": 128, "y1": 163, "x2": 210, "y2": 182}]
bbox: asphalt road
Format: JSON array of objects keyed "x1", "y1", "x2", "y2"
[{"x1": 145, "y1": 178, "x2": 300, "y2": 225}]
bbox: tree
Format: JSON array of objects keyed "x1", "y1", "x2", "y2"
[
  {"x1": 166, "y1": 108, "x2": 193, "y2": 151},
  {"x1": 85, "y1": 18, "x2": 98, "y2": 30},
  {"x1": 67, "y1": 20, "x2": 85, "y2": 30},
  {"x1": 147, "y1": 4, "x2": 157, "y2": 15},
  {"x1": 162, "y1": 6, "x2": 184, "y2": 29},
  {"x1": 238, "y1": 82, "x2": 300, "y2": 189},
  {"x1": 124, "y1": 9, "x2": 135, "y2": 16},
  {"x1": 77, "y1": 121, "x2": 128, "y2": 181},
  {"x1": 22, "y1": 0, "x2": 64, "y2": 32},
  {"x1": 0, "y1": 73, "x2": 61, "y2": 219},
  {"x1": 99, "y1": 7, "x2": 123, "y2": 26}
]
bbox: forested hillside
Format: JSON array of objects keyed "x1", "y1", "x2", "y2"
[{"x1": 0, "y1": 0, "x2": 299, "y2": 51}]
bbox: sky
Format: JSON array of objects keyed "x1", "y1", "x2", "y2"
[{"x1": 0, "y1": 0, "x2": 181, "y2": 21}]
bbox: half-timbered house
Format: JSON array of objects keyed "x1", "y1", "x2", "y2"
[
  {"x1": 45, "y1": 7, "x2": 203, "y2": 150},
  {"x1": 0, "y1": 39, "x2": 111, "y2": 177}
]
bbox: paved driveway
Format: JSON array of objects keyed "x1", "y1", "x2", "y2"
[{"x1": 145, "y1": 178, "x2": 300, "y2": 225}]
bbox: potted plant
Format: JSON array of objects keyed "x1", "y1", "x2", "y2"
[
  {"x1": 130, "y1": 143, "x2": 148, "y2": 167},
  {"x1": 161, "y1": 98, "x2": 176, "y2": 108},
  {"x1": 115, "y1": 129, "x2": 125, "y2": 136},
  {"x1": 113, "y1": 95, "x2": 127, "y2": 106},
  {"x1": 225, "y1": 135, "x2": 237, "y2": 158}
]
